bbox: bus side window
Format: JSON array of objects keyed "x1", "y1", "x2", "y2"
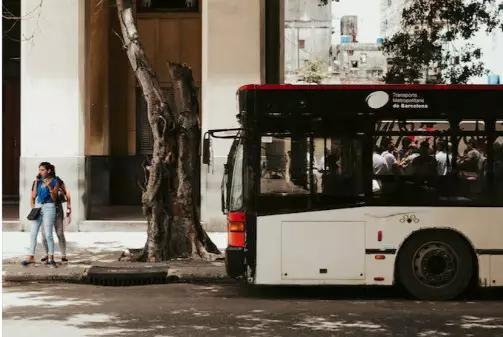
[
  {"x1": 372, "y1": 119, "x2": 450, "y2": 204},
  {"x1": 493, "y1": 122, "x2": 503, "y2": 204},
  {"x1": 313, "y1": 137, "x2": 363, "y2": 198}
]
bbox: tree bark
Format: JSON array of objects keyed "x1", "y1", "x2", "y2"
[{"x1": 116, "y1": 0, "x2": 221, "y2": 262}]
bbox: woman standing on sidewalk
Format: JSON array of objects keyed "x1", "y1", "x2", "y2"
[
  {"x1": 40, "y1": 164, "x2": 71, "y2": 264},
  {"x1": 21, "y1": 162, "x2": 58, "y2": 268}
]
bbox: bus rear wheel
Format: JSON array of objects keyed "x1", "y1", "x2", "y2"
[{"x1": 397, "y1": 231, "x2": 474, "y2": 301}]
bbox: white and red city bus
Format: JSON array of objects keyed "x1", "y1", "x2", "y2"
[{"x1": 203, "y1": 84, "x2": 503, "y2": 300}]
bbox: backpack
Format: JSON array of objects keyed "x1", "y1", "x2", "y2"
[
  {"x1": 55, "y1": 177, "x2": 67, "y2": 204},
  {"x1": 56, "y1": 187, "x2": 67, "y2": 204}
]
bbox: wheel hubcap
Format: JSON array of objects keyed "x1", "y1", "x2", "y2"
[{"x1": 412, "y1": 242, "x2": 458, "y2": 287}]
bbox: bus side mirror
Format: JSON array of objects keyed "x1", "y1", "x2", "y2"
[{"x1": 202, "y1": 136, "x2": 211, "y2": 165}]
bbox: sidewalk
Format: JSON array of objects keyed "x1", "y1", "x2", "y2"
[{"x1": 2, "y1": 232, "x2": 230, "y2": 284}]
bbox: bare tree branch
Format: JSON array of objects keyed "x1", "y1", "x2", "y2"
[{"x1": 2, "y1": 0, "x2": 44, "y2": 43}]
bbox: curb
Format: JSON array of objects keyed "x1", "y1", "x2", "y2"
[
  {"x1": 1, "y1": 223, "x2": 227, "y2": 233},
  {"x1": 2, "y1": 221, "x2": 22, "y2": 232},
  {"x1": 2, "y1": 266, "x2": 89, "y2": 284},
  {"x1": 3, "y1": 264, "x2": 233, "y2": 285},
  {"x1": 166, "y1": 268, "x2": 236, "y2": 284}
]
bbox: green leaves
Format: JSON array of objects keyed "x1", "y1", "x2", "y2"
[
  {"x1": 296, "y1": 58, "x2": 331, "y2": 84},
  {"x1": 382, "y1": 0, "x2": 502, "y2": 84}
]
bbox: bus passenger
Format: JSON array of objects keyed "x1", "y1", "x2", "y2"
[
  {"x1": 458, "y1": 138, "x2": 484, "y2": 179},
  {"x1": 435, "y1": 139, "x2": 451, "y2": 176},
  {"x1": 321, "y1": 151, "x2": 342, "y2": 194},
  {"x1": 398, "y1": 137, "x2": 413, "y2": 159},
  {"x1": 381, "y1": 143, "x2": 400, "y2": 174},
  {"x1": 373, "y1": 145, "x2": 387, "y2": 175},
  {"x1": 494, "y1": 142, "x2": 503, "y2": 200},
  {"x1": 411, "y1": 141, "x2": 437, "y2": 181},
  {"x1": 372, "y1": 146, "x2": 387, "y2": 192}
]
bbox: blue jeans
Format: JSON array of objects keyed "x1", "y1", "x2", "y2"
[
  {"x1": 29, "y1": 203, "x2": 56, "y2": 256},
  {"x1": 41, "y1": 205, "x2": 66, "y2": 256}
]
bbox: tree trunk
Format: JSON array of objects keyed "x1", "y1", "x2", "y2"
[{"x1": 116, "y1": 0, "x2": 221, "y2": 262}]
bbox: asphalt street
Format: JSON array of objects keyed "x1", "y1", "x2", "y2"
[{"x1": 3, "y1": 283, "x2": 503, "y2": 337}]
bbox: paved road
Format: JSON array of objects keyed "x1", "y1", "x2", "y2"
[{"x1": 3, "y1": 283, "x2": 503, "y2": 337}]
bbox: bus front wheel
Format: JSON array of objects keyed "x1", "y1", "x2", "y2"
[{"x1": 397, "y1": 230, "x2": 474, "y2": 301}]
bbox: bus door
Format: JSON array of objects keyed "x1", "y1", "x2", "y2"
[{"x1": 255, "y1": 130, "x2": 368, "y2": 283}]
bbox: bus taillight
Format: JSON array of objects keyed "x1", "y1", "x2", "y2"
[{"x1": 227, "y1": 212, "x2": 246, "y2": 247}]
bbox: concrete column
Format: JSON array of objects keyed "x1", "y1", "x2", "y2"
[
  {"x1": 87, "y1": 0, "x2": 109, "y2": 155},
  {"x1": 20, "y1": 0, "x2": 87, "y2": 231},
  {"x1": 200, "y1": 1, "x2": 264, "y2": 231},
  {"x1": 86, "y1": 0, "x2": 110, "y2": 215}
]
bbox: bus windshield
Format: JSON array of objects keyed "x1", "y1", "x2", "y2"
[{"x1": 228, "y1": 141, "x2": 244, "y2": 211}]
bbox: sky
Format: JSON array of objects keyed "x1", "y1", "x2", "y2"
[{"x1": 331, "y1": 0, "x2": 382, "y2": 44}]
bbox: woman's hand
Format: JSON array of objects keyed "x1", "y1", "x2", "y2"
[
  {"x1": 46, "y1": 179, "x2": 60, "y2": 201},
  {"x1": 42, "y1": 178, "x2": 54, "y2": 188}
]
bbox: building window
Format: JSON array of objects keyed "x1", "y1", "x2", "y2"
[
  {"x1": 136, "y1": 88, "x2": 153, "y2": 155},
  {"x1": 136, "y1": 0, "x2": 199, "y2": 13},
  {"x1": 299, "y1": 39, "x2": 306, "y2": 49}
]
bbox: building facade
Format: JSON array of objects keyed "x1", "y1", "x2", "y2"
[
  {"x1": 284, "y1": 0, "x2": 332, "y2": 83},
  {"x1": 379, "y1": 0, "x2": 411, "y2": 39},
  {"x1": 332, "y1": 42, "x2": 386, "y2": 84},
  {"x1": 5, "y1": 0, "x2": 283, "y2": 231}
]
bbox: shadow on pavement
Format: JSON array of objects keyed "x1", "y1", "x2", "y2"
[
  {"x1": 3, "y1": 283, "x2": 503, "y2": 337},
  {"x1": 236, "y1": 284, "x2": 503, "y2": 302}
]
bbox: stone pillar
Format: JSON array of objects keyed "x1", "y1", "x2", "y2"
[
  {"x1": 200, "y1": 0, "x2": 264, "y2": 231},
  {"x1": 87, "y1": 0, "x2": 109, "y2": 155},
  {"x1": 86, "y1": 0, "x2": 110, "y2": 214},
  {"x1": 20, "y1": 0, "x2": 87, "y2": 231}
]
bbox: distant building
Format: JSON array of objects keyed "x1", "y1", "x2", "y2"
[
  {"x1": 332, "y1": 43, "x2": 387, "y2": 84},
  {"x1": 284, "y1": 0, "x2": 333, "y2": 83},
  {"x1": 458, "y1": 27, "x2": 503, "y2": 84},
  {"x1": 329, "y1": 13, "x2": 386, "y2": 84},
  {"x1": 379, "y1": 0, "x2": 412, "y2": 39},
  {"x1": 340, "y1": 15, "x2": 359, "y2": 43}
]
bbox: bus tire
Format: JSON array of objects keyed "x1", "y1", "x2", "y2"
[{"x1": 397, "y1": 230, "x2": 474, "y2": 301}]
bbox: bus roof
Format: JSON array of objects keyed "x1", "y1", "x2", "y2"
[{"x1": 239, "y1": 84, "x2": 503, "y2": 91}]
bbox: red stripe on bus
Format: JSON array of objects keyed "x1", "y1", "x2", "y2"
[{"x1": 238, "y1": 84, "x2": 503, "y2": 91}]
